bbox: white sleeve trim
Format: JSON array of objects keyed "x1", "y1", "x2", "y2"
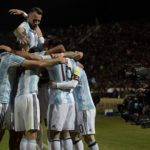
[{"x1": 57, "y1": 80, "x2": 78, "y2": 90}]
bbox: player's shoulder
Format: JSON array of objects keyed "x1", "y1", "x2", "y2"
[
  {"x1": 19, "y1": 21, "x2": 30, "y2": 30},
  {"x1": 67, "y1": 58, "x2": 77, "y2": 66},
  {"x1": 0, "y1": 52, "x2": 9, "y2": 58}
]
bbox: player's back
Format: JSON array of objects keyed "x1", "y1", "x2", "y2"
[
  {"x1": 0, "y1": 52, "x2": 24, "y2": 103},
  {"x1": 16, "y1": 52, "x2": 45, "y2": 97},
  {"x1": 16, "y1": 69, "x2": 40, "y2": 96},
  {"x1": 47, "y1": 63, "x2": 67, "y2": 82}
]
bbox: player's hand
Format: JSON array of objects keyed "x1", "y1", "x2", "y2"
[
  {"x1": 35, "y1": 26, "x2": 43, "y2": 37},
  {"x1": 51, "y1": 53, "x2": 64, "y2": 58},
  {"x1": 9, "y1": 9, "x2": 23, "y2": 15},
  {"x1": 18, "y1": 33, "x2": 29, "y2": 45},
  {"x1": 57, "y1": 56, "x2": 67, "y2": 64},
  {"x1": 0, "y1": 45, "x2": 12, "y2": 52},
  {"x1": 49, "y1": 81, "x2": 57, "y2": 89},
  {"x1": 74, "y1": 51, "x2": 83, "y2": 60},
  {"x1": 55, "y1": 44, "x2": 66, "y2": 52}
]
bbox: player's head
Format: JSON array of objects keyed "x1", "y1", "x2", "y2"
[
  {"x1": 28, "y1": 7, "x2": 43, "y2": 29},
  {"x1": 0, "y1": 33, "x2": 25, "y2": 53},
  {"x1": 44, "y1": 35, "x2": 63, "y2": 49}
]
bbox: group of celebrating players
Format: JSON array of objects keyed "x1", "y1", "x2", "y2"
[{"x1": 0, "y1": 7, "x2": 99, "y2": 150}]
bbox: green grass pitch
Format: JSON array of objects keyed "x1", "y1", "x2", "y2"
[{"x1": 0, "y1": 114, "x2": 150, "y2": 150}]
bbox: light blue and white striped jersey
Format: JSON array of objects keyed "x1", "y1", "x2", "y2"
[
  {"x1": 19, "y1": 21, "x2": 44, "y2": 48},
  {"x1": 47, "y1": 58, "x2": 76, "y2": 104},
  {"x1": 0, "y1": 52, "x2": 25, "y2": 103},
  {"x1": 16, "y1": 69, "x2": 40, "y2": 96},
  {"x1": 74, "y1": 68, "x2": 95, "y2": 111},
  {"x1": 16, "y1": 52, "x2": 46, "y2": 96}
]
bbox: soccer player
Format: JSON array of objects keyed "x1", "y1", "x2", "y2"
[
  {"x1": 0, "y1": 50, "x2": 25, "y2": 144},
  {"x1": 13, "y1": 7, "x2": 44, "y2": 50},
  {"x1": 7, "y1": 7, "x2": 65, "y2": 150},
  {"x1": 50, "y1": 62, "x2": 100, "y2": 150},
  {"x1": 46, "y1": 52, "x2": 83, "y2": 150}
]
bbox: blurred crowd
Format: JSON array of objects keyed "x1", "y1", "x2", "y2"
[{"x1": 1, "y1": 19, "x2": 150, "y2": 97}]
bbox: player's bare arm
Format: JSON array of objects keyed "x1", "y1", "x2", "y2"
[
  {"x1": 44, "y1": 44, "x2": 66, "y2": 55},
  {"x1": 8, "y1": 9, "x2": 28, "y2": 18},
  {"x1": 0, "y1": 45, "x2": 42, "y2": 61},
  {"x1": 22, "y1": 56, "x2": 67, "y2": 68},
  {"x1": 0, "y1": 45, "x2": 67, "y2": 67},
  {"x1": 52, "y1": 51, "x2": 83, "y2": 60},
  {"x1": 14, "y1": 27, "x2": 29, "y2": 45}
]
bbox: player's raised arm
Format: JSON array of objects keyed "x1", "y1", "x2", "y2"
[{"x1": 8, "y1": 9, "x2": 28, "y2": 18}]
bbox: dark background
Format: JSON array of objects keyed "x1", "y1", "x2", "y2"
[{"x1": 0, "y1": 0, "x2": 150, "y2": 31}]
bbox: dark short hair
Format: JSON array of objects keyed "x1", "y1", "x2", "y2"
[
  {"x1": 30, "y1": 7, "x2": 43, "y2": 15},
  {"x1": 46, "y1": 35, "x2": 62, "y2": 47}
]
